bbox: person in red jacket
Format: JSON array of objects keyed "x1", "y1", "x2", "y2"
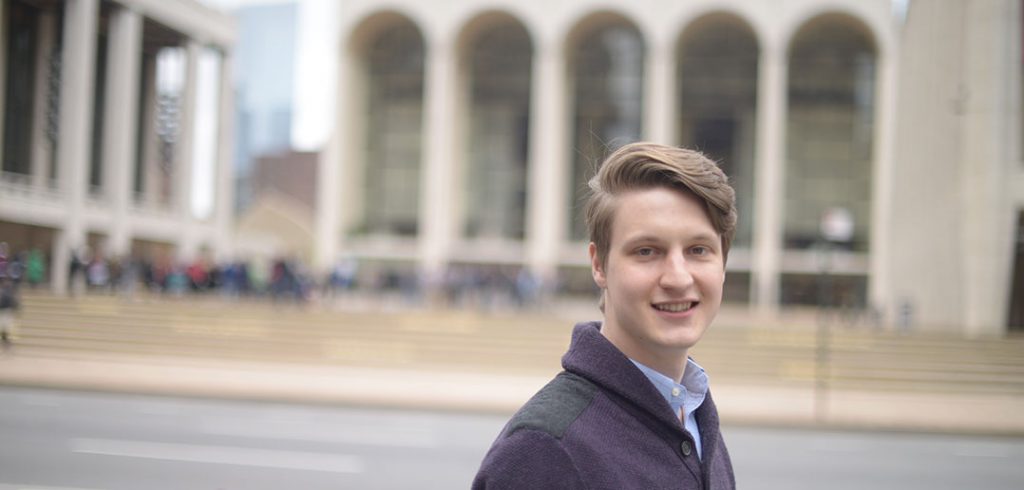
[{"x1": 474, "y1": 142, "x2": 737, "y2": 489}]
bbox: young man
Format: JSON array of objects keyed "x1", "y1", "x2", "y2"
[{"x1": 473, "y1": 142, "x2": 737, "y2": 489}]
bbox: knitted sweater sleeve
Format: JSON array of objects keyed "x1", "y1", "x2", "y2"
[{"x1": 472, "y1": 429, "x2": 585, "y2": 490}]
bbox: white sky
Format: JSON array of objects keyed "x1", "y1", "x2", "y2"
[{"x1": 199, "y1": 0, "x2": 335, "y2": 153}]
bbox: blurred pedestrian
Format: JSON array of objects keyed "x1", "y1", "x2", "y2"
[
  {"x1": 187, "y1": 258, "x2": 209, "y2": 292},
  {"x1": 120, "y1": 255, "x2": 139, "y2": 298},
  {"x1": 68, "y1": 247, "x2": 86, "y2": 296},
  {"x1": 25, "y1": 248, "x2": 45, "y2": 288},
  {"x1": 0, "y1": 276, "x2": 19, "y2": 346},
  {"x1": 86, "y1": 252, "x2": 109, "y2": 289},
  {"x1": 0, "y1": 242, "x2": 8, "y2": 278},
  {"x1": 474, "y1": 143, "x2": 737, "y2": 489},
  {"x1": 514, "y1": 267, "x2": 539, "y2": 308},
  {"x1": 248, "y1": 258, "x2": 268, "y2": 296},
  {"x1": 6, "y1": 252, "x2": 24, "y2": 287},
  {"x1": 165, "y1": 263, "x2": 188, "y2": 297}
]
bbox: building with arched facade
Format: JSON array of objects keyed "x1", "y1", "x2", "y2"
[
  {"x1": 301, "y1": 0, "x2": 1023, "y2": 335},
  {"x1": 0, "y1": 0, "x2": 236, "y2": 294}
]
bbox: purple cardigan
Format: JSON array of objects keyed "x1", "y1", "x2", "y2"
[{"x1": 473, "y1": 322, "x2": 735, "y2": 489}]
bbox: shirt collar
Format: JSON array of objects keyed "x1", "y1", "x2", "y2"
[{"x1": 629, "y1": 358, "x2": 709, "y2": 416}]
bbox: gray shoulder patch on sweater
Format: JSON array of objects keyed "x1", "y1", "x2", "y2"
[{"x1": 506, "y1": 371, "x2": 598, "y2": 439}]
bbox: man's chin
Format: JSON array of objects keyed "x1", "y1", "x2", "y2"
[{"x1": 656, "y1": 325, "x2": 707, "y2": 349}]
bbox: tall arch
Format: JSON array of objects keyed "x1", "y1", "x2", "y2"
[
  {"x1": 785, "y1": 13, "x2": 876, "y2": 251},
  {"x1": 782, "y1": 13, "x2": 877, "y2": 305},
  {"x1": 677, "y1": 12, "x2": 759, "y2": 250},
  {"x1": 457, "y1": 12, "x2": 533, "y2": 240},
  {"x1": 350, "y1": 12, "x2": 426, "y2": 237},
  {"x1": 566, "y1": 12, "x2": 646, "y2": 241}
]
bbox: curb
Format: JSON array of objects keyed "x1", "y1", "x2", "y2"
[{"x1": 3, "y1": 347, "x2": 1023, "y2": 437}]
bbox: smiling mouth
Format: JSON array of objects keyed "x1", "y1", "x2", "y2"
[{"x1": 652, "y1": 302, "x2": 697, "y2": 313}]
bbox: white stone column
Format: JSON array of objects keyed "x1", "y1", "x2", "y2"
[
  {"x1": 643, "y1": 40, "x2": 675, "y2": 144},
  {"x1": 750, "y1": 41, "x2": 786, "y2": 314},
  {"x1": 51, "y1": 228, "x2": 71, "y2": 295},
  {"x1": 868, "y1": 35, "x2": 899, "y2": 323},
  {"x1": 312, "y1": 128, "x2": 340, "y2": 272},
  {"x1": 102, "y1": 6, "x2": 142, "y2": 257},
  {"x1": 175, "y1": 41, "x2": 200, "y2": 261},
  {"x1": 960, "y1": 0, "x2": 1016, "y2": 335},
  {"x1": 313, "y1": 46, "x2": 350, "y2": 272},
  {"x1": 53, "y1": 0, "x2": 98, "y2": 295},
  {"x1": 214, "y1": 49, "x2": 236, "y2": 262},
  {"x1": 419, "y1": 36, "x2": 458, "y2": 275},
  {"x1": 526, "y1": 37, "x2": 568, "y2": 281},
  {"x1": 30, "y1": 12, "x2": 57, "y2": 188}
]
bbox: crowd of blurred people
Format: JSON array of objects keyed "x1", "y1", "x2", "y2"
[
  {"x1": 0, "y1": 241, "x2": 573, "y2": 312},
  {"x1": 0, "y1": 242, "x2": 46, "y2": 289},
  {"x1": 64, "y1": 248, "x2": 315, "y2": 302}
]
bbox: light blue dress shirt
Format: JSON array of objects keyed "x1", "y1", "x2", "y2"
[{"x1": 630, "y1": 358, "x2": 709, "y2": 459}]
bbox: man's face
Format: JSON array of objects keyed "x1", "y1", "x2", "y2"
[{"x1": 590, "y1": 186, "x2": 725, "y2": 375}]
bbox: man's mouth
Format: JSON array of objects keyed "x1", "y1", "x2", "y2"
[{"x1": 652, "y1": 302, "x2": 697, "y2": 313}]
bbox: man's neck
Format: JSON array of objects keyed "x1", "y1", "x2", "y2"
[{"x1": 599, "y1": 323, "x2": 688, "y2": 383}]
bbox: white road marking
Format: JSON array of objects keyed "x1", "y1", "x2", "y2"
[
  {"x1": 198, "y1": 416, "x2": 441, "y2": 448},
  {"x1": 953, "y1": 442, "x2": 1012, "y2": 458},
  {"x1": 132, "y1": 402, "x2": 183, "y2": 416},
  {"x1": 0, "y1": 485, "x2": 104, "y2": 490},
  {"x1": 809, "y1": 438, "x2": 870, "y2": 452},
  {"x1": 13, "y1": 394, "x2": 64, "y2": 407},
  {"x1": 68, "y1": 438, "x2": 364, "y2": 474}
]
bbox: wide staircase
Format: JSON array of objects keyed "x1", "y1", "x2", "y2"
[{"x1": 10, "y1": 290, "x2": 1024, "y2": 397}]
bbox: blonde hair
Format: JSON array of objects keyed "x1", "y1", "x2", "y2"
[{"x1": 584, "y1": 142, "x2": 737, "y2": 269}]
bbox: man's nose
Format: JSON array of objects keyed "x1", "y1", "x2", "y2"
[{"x1": 659, "y1": 253, "x2": 695, "y2": 290}]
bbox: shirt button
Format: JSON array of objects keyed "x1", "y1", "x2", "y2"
[
  {"x1": 680, "y1": 440, "x2": 692, "y2": 457},
  {"x1": 672, "y1": 387, "x2": 681, "y2": 397}
]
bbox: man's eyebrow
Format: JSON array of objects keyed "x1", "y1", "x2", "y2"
[
  {"x1": 621, "y1": 235, "x2": 662, "y2": 246},
  {"x1": 690, "y1": 232, "x2": 720, "y2": 244},
  {"x1": 621, "y1": 232, "x2": 720, "y2": 246}
]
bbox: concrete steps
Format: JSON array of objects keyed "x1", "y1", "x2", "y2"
[{"x1": 12, "y1": 291, "x2": 1024, "y2": 396}]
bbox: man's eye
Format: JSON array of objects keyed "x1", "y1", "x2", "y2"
[
  {"x1": 690, "y1": 246, "x2": 708, "y2": 256},
  {"x1": 636, "y1": 248, "x2": 655, "y2": 256}
]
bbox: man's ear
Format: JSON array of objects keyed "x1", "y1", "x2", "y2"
[{"x1": 589, "y1": 242, "x2": 607, "y2": 289}]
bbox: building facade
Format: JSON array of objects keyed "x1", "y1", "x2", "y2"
[
  {"x1": 0, "y1": 0, "x2": 236, "y2": 293},
  {"x1": 304, "y1": 0, "x2": 1022, "y2": 334}
]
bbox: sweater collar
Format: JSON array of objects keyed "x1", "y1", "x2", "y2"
[{"x1": 561, "y1": 321, "x2": 686, "y2": 431}]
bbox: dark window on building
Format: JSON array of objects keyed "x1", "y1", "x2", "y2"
[
  {"x1": 90, "y1": 13, "x2": 111, "y2": 193},
  {"x1": 464, "y1": 19, "x2": 532, "y2": 240},
  {"x1": 362, "y1": 20, "x2": 425, "y2": 237},
  {"x1": 569, "y1": 18, "x2": 645, "y2": 241},
  {"x1": 785, "y1": 14, "x2": 876, "y2": 252},
  {"x1": 3, "y1": 0, "x2": 41, "y2": 176},
  {"x1": 677, "y1": 14, "x2": 759, "y2": 249}
]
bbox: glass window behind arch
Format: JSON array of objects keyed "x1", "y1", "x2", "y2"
[
  {"x1": 363, "y1": 23, "x2": 425, "y2": 237},
  {"x1": 677, "y1": 16, "x2": 758, "y2": 250},
  {"x1": 785, "y1": 18, "x2": 876, "y2": 253},
  {"x1": 464, "y1": 21, "x2": 532, "y2": 240},
  {"x1": 569, "y1": 23, "x2": 645, "y2": 241}
]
